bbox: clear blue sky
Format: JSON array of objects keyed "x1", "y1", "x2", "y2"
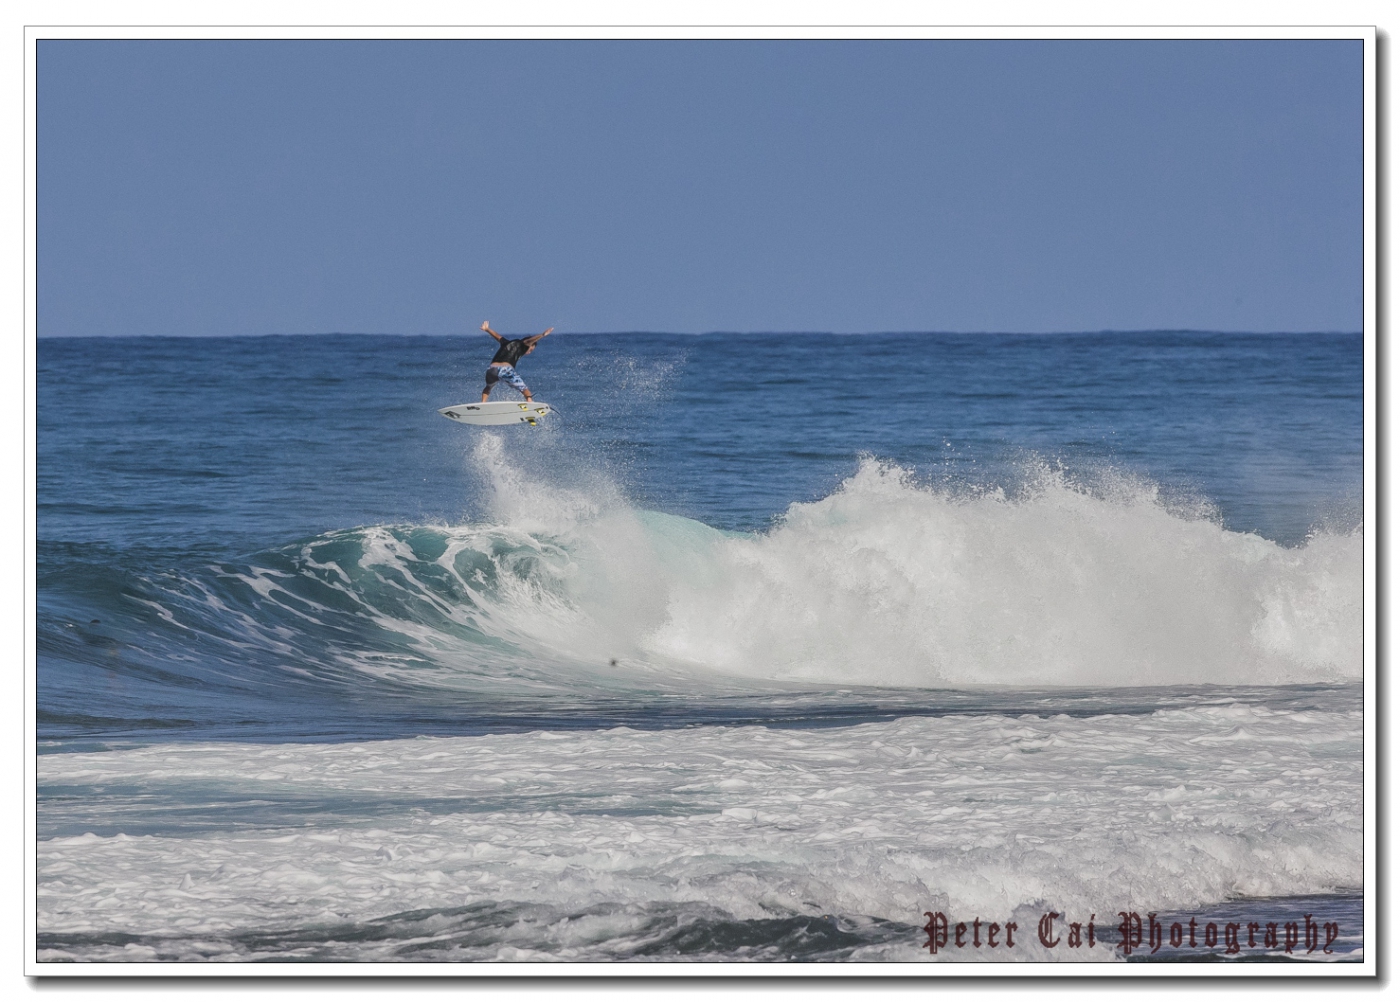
[{"x1": 37, "y1": 39, "x2": 1362, "y2": 336}]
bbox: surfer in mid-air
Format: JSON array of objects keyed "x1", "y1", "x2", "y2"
[{"x1": 479, "y1": 321, "x2": 552, "y2": 402}]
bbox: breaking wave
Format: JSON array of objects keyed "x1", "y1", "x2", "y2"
[{"x1": 52, "y1": 434, "x2": 1362, "y2": 695}]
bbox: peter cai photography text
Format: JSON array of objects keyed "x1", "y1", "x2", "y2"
[{"x1": 922, "y1": 910, "x2": 1346, "y2": 958}]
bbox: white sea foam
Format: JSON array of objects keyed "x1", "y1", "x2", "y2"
[
  {"x1": 406, "y1": 451, "x2": 1360, "y2": 689},
  {"x1": 37, "y1": 698, "x2": 1361, "y2": 962},
  {"x1": 636, "y1": 460, "x2": 1362, "y2": 687}
]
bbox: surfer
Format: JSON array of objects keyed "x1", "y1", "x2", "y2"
[{"x1": 479, "y1": 321, "x2": 553, "y2": 402}]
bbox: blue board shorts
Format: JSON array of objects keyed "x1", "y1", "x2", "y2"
[{"x1": 484, "y1": 364, "x2": 530, "y2": 394}]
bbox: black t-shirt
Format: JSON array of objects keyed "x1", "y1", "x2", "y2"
[{"x1": 490, "y1": 338, "x2": 531, "y2": 365}]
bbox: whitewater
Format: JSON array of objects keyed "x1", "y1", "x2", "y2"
[{"x1": 35, "y1": 331, "x2": 1366, "y2": 963}]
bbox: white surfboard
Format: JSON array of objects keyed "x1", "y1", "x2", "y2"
[{"x1": 439, "y1": 400, "x2": 553, "y2": 426}]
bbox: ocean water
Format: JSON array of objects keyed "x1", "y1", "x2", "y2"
[{"x1": 35, "y1": 331, "x2": 1365, "y2": 963}]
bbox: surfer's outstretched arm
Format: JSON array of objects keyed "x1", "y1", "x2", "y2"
[
  {"x1": 481, "y1": 321, "x2": 504, "y2": 342},
  {"x1": 524, "y1": 327, "x2": 554, "y2": 347}
]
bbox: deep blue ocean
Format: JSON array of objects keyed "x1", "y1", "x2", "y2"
[{"x1": 35, "y1": 332, "x2": 1365, "y2": 963}]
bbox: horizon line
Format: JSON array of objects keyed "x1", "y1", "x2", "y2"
[{"x1": 35, "y1": 328, "x2": 1364, "y2": 339}]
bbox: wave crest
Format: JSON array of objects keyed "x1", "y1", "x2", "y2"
[{"x1": 100, "y1": 454, "x2": 1361, "y2": 693}]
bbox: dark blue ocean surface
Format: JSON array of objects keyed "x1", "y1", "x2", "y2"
[{"x1": 40, "y1": 332, "x2": 1361, "y2": 549}]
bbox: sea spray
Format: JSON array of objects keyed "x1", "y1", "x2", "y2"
[
  {"x1": 640, "y1": 459, "x2": 1361, "y2": 686},
  {"x1": 456, "y1": 445, "x2": 1362, "y2": 687}
]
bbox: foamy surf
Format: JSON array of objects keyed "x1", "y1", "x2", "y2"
[{"x1": 37, "y1": 693, "x2": 1361, "y2": 962}]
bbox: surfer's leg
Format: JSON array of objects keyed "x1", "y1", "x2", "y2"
[
  {"x1": 498, "y1": 365, "x2": 532, "y2": 401},
  {"x1": 482, "y1": 366, "x2": 500, "y2": 402}
]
